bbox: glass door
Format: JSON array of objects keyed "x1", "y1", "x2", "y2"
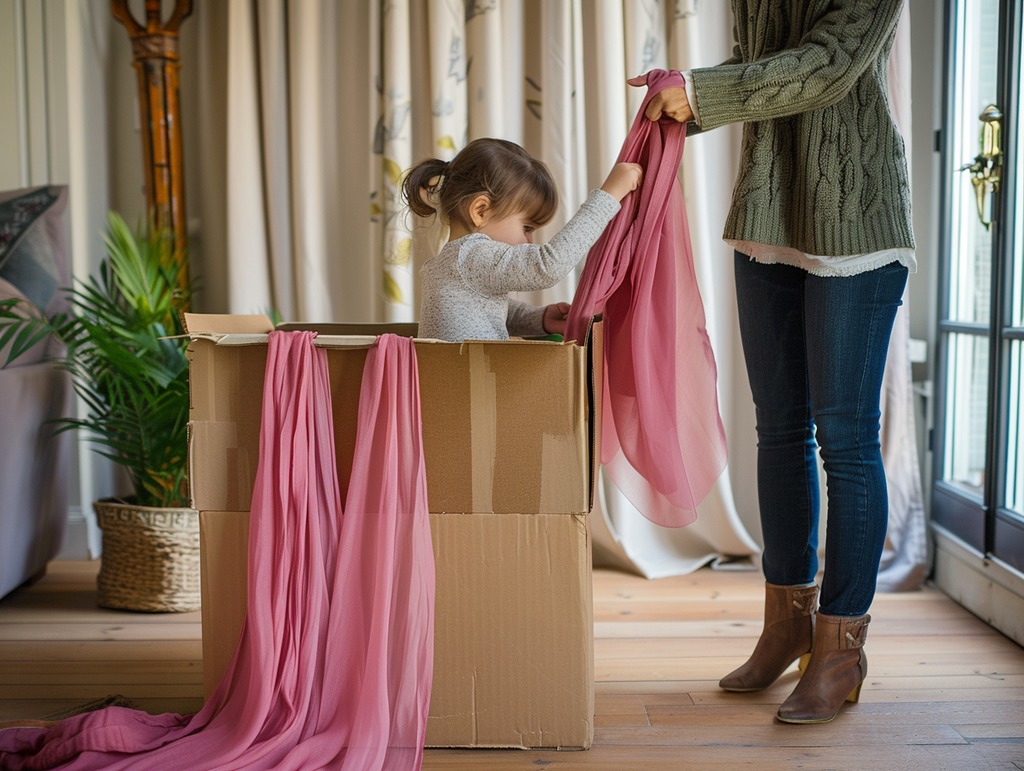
[{"x1": 934, "y1": 0, "x2": 1024, "y2": 573}]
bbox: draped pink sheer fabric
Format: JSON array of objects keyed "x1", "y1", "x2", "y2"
[
  {"x1": 565, "y1": 69, "x2": 727, "y2": 528},
  {"x1": 0, "y1": 331, "x2": 435, "y2": 770}
]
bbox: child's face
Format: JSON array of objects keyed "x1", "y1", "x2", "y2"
[{"x1": 478, "y1": 210, "x2": 540, "y2": 245}]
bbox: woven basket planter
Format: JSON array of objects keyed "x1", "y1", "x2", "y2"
[{"x1": 94, "y1": 498, "x2": 201, "y2": 612}]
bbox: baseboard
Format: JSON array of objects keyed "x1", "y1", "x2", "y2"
[
  {"x1": 932, "y1": 525, "x2": 1024, "y2": 646},
  {"x1": 55, "y1": 505, "x2": 100, "y2": 560}
]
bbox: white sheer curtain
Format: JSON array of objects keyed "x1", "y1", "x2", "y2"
[
  {"x1": 877, "y1": 2, "x2": 930, "y2": 591},
  {"x1": 187, "y1": 0, "x2": 925, "y2": 586}
]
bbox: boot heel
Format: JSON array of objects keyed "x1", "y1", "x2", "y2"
[
  {"x1": 846, "y1": 651, "x2": 867, "y2": 703},
  {"x1": 846, "y1": 681, "x2": 863, "y2": 703},
  {"x1": 797, "y1": 653, "x2": 810, "y2": 672}
]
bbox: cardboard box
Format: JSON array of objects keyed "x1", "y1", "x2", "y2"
[{"x1": 185, "y1": 314, "x2": 603, "y2": 750}]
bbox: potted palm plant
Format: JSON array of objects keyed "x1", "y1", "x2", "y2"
[{"x1": 0, "y1": 212, "x2": 198, "y2": 612}]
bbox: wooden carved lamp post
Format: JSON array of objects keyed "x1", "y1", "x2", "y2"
[{"x1": 111, "y1": 0, "x2": 193, "y2": 294}]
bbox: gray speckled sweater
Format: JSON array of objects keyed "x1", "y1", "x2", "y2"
[
  {"x1": 418, "y1": 189, "x2": 619, "y2": 342},
  {"x1": 689, "y1": 0, "x2": 914, "y2": 256}
]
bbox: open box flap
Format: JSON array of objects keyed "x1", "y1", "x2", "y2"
[{"x1": 182, "y1": 313, "x2": 275, "y2": 340}]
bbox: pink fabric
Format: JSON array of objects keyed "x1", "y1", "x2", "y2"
[
  {"x1": 0, "y1": 331, "x2": 435, "y2": 770},
  {"x1": 566, "y1": 69, "x2": 727, "y2": 528}
]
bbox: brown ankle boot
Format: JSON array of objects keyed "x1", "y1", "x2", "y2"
[
  {"x1": 776, "y1": 612, "x2": 869, "y2": 724},
  {"x1": 719, "y1": 582, "x2": 818, "y2": 692}
]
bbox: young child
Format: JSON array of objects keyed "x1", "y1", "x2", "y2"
[{"x1": 402, "y1": 137, "x2": 642, "y2": 342}]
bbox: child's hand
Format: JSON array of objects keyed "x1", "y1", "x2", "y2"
[
  {"x1": 601, "y1": 163, "x2": 643, "y2": 202},
  {"x1": 543, "y1": 302, "x2": 571, "y2": 335}
]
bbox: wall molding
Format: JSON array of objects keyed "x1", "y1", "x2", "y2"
[{"x1": 933, "y1": 525, "x2": 1024, "y2": 646}]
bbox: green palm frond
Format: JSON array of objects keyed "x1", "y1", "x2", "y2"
[
  {"x1": 0, "y1": 212, "x2": 191, "y2": 508},
  {"x1": 0, "y1": 300, "x2": 54, "y2": 362}
]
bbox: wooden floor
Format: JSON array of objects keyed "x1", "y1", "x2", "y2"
[{"x1": 1, "y1": 562, "x2": 1023, "y2": 769}]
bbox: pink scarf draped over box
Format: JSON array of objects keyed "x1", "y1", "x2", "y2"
[
  {"x1": 566, "y1": 68, "x2": 728, "y2": 528},
  {"x1": 0, "y1": 331, "x2": 435, "y2": 770}
]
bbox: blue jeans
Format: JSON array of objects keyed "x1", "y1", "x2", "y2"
[{"x1": 733, "y1": 254, "x2": 909, "y2": 616}]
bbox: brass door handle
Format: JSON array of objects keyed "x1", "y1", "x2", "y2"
[{"x1": 959, "y1": 104, "x2": 1002, "y2": 229}]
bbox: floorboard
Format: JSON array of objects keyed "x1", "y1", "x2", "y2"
[{"x1": 1, "y1": 561, "x2": 1022, "y2": 769}]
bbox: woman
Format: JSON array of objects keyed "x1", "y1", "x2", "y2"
[{"x1": 631, "y1": 0, "x2": 914, "y2": 723}]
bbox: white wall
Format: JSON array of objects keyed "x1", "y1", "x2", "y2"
[
  {"x1": 0, "y1": 0, "x2": 131, "y2": 559},
  {"x1": 909, "y1": 0, "x2": 942, "y2": 348}
]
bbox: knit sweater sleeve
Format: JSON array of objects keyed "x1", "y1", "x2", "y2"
[
  {"x1": 690, "y1": 0, "x2": 903, "y2": 131},
  {"x1": 456, "y1": 189, "x2": 620, "y2": 295},
  {"x1": 685, "y1": 20, "x2": 742, "y2": 137}
]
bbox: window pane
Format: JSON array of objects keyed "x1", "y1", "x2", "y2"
[
  {"x1": 947, "y1": 0, "x2": 1000, "y2": 325},
  {"x1": 1014, "y1": 36, "x2": 1024, "y2": 328},
  {"x1": 943, "y1": 332, "x2": 989, "y2": 497},
  {"x1": 1006, "y1": 342, "x2": 1024, "y2": 513}
]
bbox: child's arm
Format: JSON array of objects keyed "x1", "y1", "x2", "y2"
[
  {"x1": 506, "y1": 300, "x2": 547, "y2": 337},
  {"x1": 457, "y1": 162, "x2": 640, "y2": 297},
  {"x1": 505, "y1": 300, "x2": 570, "y2": 338},
  {"x1": 456, "y1": 189, "x2": 616, "y2": 295},
  {"x1": 460, "y1": 183, "x2": 642, "y2": 299}
]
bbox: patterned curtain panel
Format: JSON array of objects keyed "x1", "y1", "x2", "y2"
[{"x1": 376, "y1": 0, "x2": 416, "y2": 320}]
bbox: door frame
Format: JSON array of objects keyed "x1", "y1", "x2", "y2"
[{"x1": 932, "y1": 0, "x2": 1024, "y2": 645}]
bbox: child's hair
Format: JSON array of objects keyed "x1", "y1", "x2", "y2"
[{"x1": 402, "y1": 138, "x2": 559, "y2": 230}]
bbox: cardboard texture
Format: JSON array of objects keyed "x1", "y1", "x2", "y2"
[{"x1": 186, "y1": 314, "x2": 601, "y2": 750}]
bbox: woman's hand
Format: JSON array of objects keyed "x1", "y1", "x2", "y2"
[
  {"x1": 600, "y1": 162, "x2": 644, "y2": 202},
  {"x1": 627, "y1": 74, "x2": 693, "y2": 123},
  {"x1": 542, "y1": 302, "x2": 571, "y2": 335}
]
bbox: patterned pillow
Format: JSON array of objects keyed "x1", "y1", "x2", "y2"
[
  {"x1": 0, "y1": 186, "x2": 70, "y2": 365},
  {"x1": 0, "y1": 186, "x2": 70, "y2": 314}
]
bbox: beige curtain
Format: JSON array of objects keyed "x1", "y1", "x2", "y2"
[
  {"x1": 877, "y1": 2, "x2": 930, "y2": 591},
  {"x1": 188, "y1": 0, "x2": 925, "y2": 586}
]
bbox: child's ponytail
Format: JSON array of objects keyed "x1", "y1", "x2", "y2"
[{"x1": 402, "y1": 158, "x2": 450, "y2": 218}]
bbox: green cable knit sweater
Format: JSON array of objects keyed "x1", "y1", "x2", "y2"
[{"x1": 689, "y1": 0, "x2": 915, "y2": 257}]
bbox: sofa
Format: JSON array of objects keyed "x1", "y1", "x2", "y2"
[{"x1": 0, "y1": 186, "x2": 72, "y2": 599}]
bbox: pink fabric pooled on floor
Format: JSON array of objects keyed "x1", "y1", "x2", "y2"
[
  {"x1": 565, "y1": 69, "x2": 727, "y2": 528},
  {"x1": 0, "y1": 331, "x2": 435, "y2": 770}
]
